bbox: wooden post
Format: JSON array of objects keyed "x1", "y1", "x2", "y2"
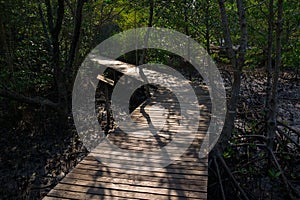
[{"x1": 97, "y1": 75, "x2": 114, "y2": 134}]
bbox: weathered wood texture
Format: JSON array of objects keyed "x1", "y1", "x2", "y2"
[{"x1": 44, "y1": 57, "x2": 211, "y2": 200}]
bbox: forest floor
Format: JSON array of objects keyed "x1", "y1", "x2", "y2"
[
  {"x1": 0, "y1": 65, "x2": 299, "y2": 199},
  {"x1": 0, "y1": 112, "x2": 88, "y2": 199}
]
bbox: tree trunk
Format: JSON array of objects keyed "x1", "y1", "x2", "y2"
[
  {"x1": 267, "y1": 0, "x2": 283, "y2": 150},
  {"x1": 215, "y1": 0, "x2": 236, "y2": 151},
  {"x1": 184, "y1": 0, "x2": 190, "y2": 36},
  {"x1": 139, "y1": 0, "x2": 154, "y2": 65},
  {"x1": 139, "y1": 0, "x2": 154, "y2": 98},
  {"x1": 215, "y1": 0, "x2": 247, "y2": 152},
  {"x1": 65, "y1": 0, "x2": 86, "y2": 84},
  {"x1": 205, "y1": 0, "x2": 211, "y2": 55},
  {"x1": 44, "y1": 0, "x2": 69, "y2": 125},
  {"x1": 0, "y1": 12, "x2": 14, "y2": 75},
  {"x1": 265, "y1": 0, "x2": 275, "y2": 150}
]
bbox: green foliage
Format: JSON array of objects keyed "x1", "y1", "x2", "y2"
[
  {"x1": 268, "y1": 168, "x2": 281, "y2": 179},
  {"x1": 223, "y1": 146, "x2": 233, "y2": 159},
  {"x1": 0, "y1": 0, "x2": 52, "y2": 94},
  {"x1": 245, "y1": 47, "x2": 264, "y2": 69},
  {"x1": 282, "y1": 39, "x2": 300, "y2": 68}
]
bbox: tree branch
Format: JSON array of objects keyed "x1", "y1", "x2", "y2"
[
  {"x1": 38, "y1": 0, "x2": 53, "y2": 54},
  {"x1": 244, "y1": 0, "x2": 267, "y2": 10},
  {"x1": 53, "y1": 0, "x2": 65, "y2": 39},
  {"x1": 44, "y1": 0, "x2": 54, "y2": 36},
  {"x1": 65, "y1": 0, "x2": 86, "y2": 76},
  {"x1": 218, "y1": 0, "x2": 236, "y2": 68}
]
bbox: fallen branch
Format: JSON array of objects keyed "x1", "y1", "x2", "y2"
[{"x1": 0, "y1": 89, "x2": 59, "y2": 108}]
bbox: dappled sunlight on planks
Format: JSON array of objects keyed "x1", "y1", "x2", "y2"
[{"x1": 44, "y1": 57, "x2": 211, "y2": 200}]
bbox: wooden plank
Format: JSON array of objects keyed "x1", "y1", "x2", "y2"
[
  {"x1": 91, "y1": 56, "x2": 137, "y2": 78},
  {"x1": 79, "y1": 159, "x2": 208, "y2": 171},
  {"x1": 75, "y1": 162, "x2": 208, "y2": 177},
  {"x1": 47, "y1": 189, "x2": 140, "y2": 200},
  {"x1": 51, "y1": 183, "x2": 207, "y2": 199},
  {"x1": 43, "y1": 196, "x2": 71, "y2": 200},
  {"x1": 58, "y1": 178, "x2": 206, "y2": 198},
  {"x1": 72, "y1": 165, "x2": 207, "y2": 182},
  {"x1": 78, "y1": 162, "x2": 207, "y2": 173},
  {"x1": 68, "y1": 168, "x2": 207, "y2": 190},
  {"x1": 90, "y1": 151, "x2": 205, "y2": 164},
  {"x1": 83, "y1": 156, "x2": 208, "y2": 168},
  {"x1": 47, "y1": 187, "x2": 205, "y2": 200},
  {"x1": 105, "y1": 134, "x2": 207, "y2": 143},
  {"x1": 63, "y1": 172, "x2": 207, "y2": 191},
  {"x1": 97, "y1": 74, "x2": 115, "y2": 86},
  {"x1": 91, "y1": 144, "x2": 205, "y2": 156}
]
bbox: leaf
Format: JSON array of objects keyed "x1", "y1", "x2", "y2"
[
  {"x1": 223, "y1": 151, "x2": 231, "y2": 159},
  {"x1": 268, "y1": 168, "x2": 281, "y2": 179}
]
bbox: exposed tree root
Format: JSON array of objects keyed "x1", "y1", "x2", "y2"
[
  {"x1": 268, "y1": 148, "x2": 300, "y2": 199},
  {"x1": 276, "y1": 128, "x2": 300, "y2": 149},
  {"x1": 217, "y1": 152, "x2": 250, "y2": 200},
  {"x1": 214, "y1": 156, "x2": 226, "y2": 200}
]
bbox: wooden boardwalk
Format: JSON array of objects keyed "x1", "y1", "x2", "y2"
[{"x1": 44, "y1": 57, "x2": 211, "y2": 200}]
